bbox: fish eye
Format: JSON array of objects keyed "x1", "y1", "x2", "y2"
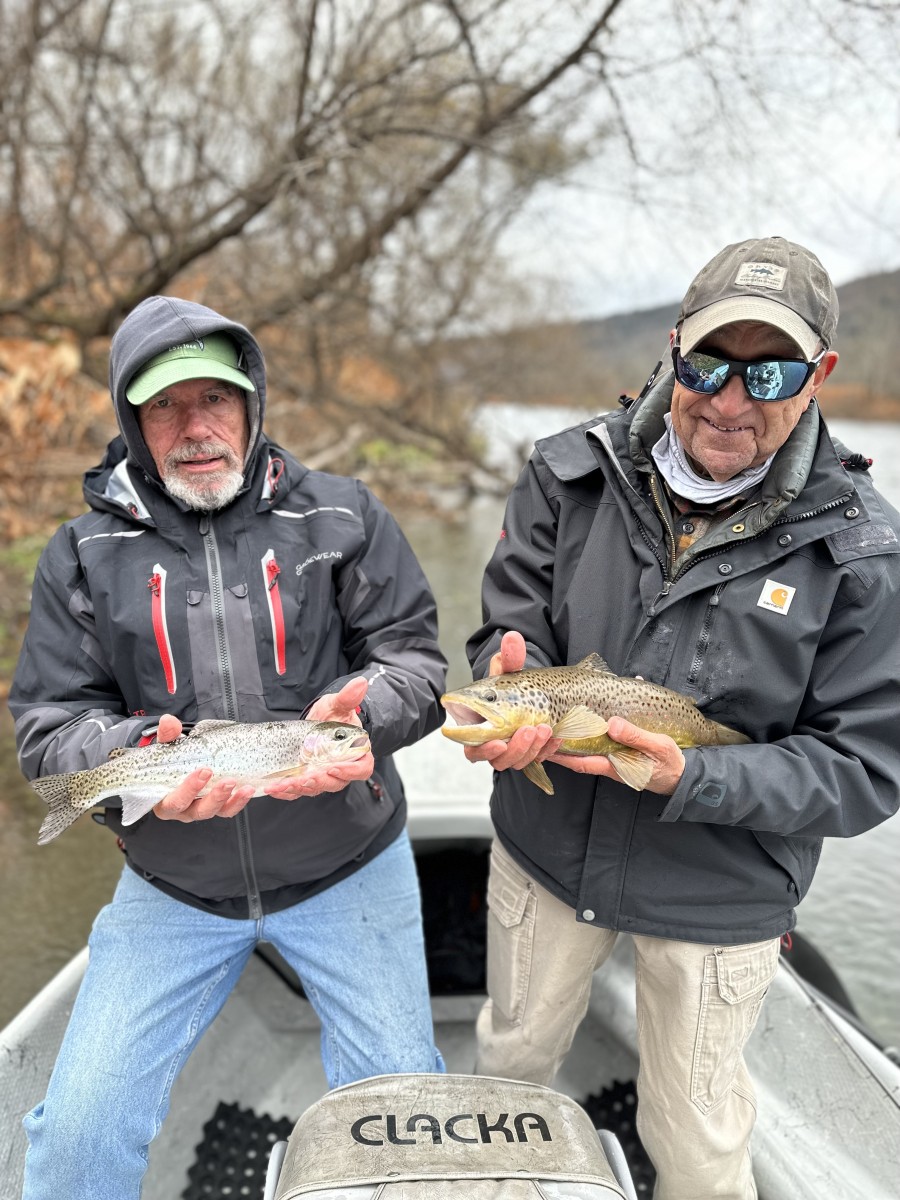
[
  {"x1": 333, "y1": 728, "x2": 349, "y2": 739},
  {"x1": 482, "y1": 688, "x2": 497, "y2": 703}
]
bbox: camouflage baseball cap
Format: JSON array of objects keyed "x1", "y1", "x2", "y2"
[
  {"x1": 677, "y1": 236, "x2": 839, "y2": 361},
  {"x1": 125, "y1": 332, "x2": 255, "y2": 405}
]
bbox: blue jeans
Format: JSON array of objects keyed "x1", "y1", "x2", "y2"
[{"x1": 21, "y1": 829, "x2": 443, "y2": 1200}]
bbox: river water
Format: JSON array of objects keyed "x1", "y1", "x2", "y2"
[{"x1": 2, "y1": 407, "x2": 899, "y2": 1050}]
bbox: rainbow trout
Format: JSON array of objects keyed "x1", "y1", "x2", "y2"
[
  {"x1": 31, "y1": 718, "x2": 371, "y2": 845},
  {"x1": 441, "y1": 653, "x2": 749, "y2": 793}
]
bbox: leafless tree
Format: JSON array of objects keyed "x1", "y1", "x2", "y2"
[
  {"x1": 0, "y1": 0, "x2": 896, "y2": 499},
  {"x1": 0, "y1": 0, "x2": 621, "y2": 333}
]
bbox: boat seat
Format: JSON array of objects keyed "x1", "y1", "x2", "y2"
[{"x1": 267, "y1": 1073, "x2": 632, "y2": 1199}]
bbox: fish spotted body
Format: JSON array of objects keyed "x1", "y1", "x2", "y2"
[
  {"x1": 32, "y1": 718, "x2": 371, "y2": 845},
  {"x1": 441, "y1": 653, "x2": 750, "y2": 793}
]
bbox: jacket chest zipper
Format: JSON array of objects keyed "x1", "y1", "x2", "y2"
[
  {"x1": 646, "y1": 474, "x2": 676, "y2": 614},
  {"x1": 148, "y1": 564, "x2": 177, "y2": 695},
  {"x1": 200, "y1": 520, "x2": 237, "y2": 721},
  {"x1": 199, "y1": 514, "x2": 263, "y2": 920},
  {"x1": 262, "y1": 549, "x2": 286, "y2": 676},
  {"x1": 687, "y1": 584, "x2": 725, "y2": 685}
]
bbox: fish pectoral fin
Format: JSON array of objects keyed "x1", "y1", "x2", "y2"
[
  {"x1": 553, "y1": 706, "x2": 609, "y2": 739},
  {"x1": 120, "y1": 789, "x2": 168, "y2": 827},
  {"x1": 523, "y1": 760, "x2": 555, "y2": 795},
  {"x1": 189, "y1": 720, "x2": 237, "y2": 737},
  {"x1": 261, "y1": 766, "x2": 307, "y2": 782},
  {"x1": 607, "y1": 747, "x2": 655, "y2": 792}
]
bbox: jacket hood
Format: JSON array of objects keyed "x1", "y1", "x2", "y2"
[{"x1": 108, "y1": 296, "x2": 267, "y2": 483}]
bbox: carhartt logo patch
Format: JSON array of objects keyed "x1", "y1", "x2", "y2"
[
  {"x1": 757, "y1": 579, "x2": 795, "y2": 614},
  {"x1": 734, "y1": 262, "x2": 787, "y2": 291}
]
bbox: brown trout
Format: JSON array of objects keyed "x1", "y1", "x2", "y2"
[
  {"x1": 31, "y1": 718, "x2": 371, "y2": 845},
  {"x1": 441, "y1": 653, "x2": 749, "y2": 793}
]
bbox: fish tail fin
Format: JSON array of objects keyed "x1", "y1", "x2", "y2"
[
  {"x1": 32, "y1": 773, "x2": 85, "y2": 845},
  {"x1": 523, "y1": 760, "x2": 555, "y2": 795}
]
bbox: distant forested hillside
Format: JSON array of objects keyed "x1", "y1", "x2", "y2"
[{"x1": 454, "y1": 268, "x2": 900, "y2": 420}]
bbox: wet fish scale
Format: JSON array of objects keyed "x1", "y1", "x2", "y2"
[
  {"x1": 31, "y1": 718, "x2": 371, "y2": 844},
  {"x1": 441, "y1": 653, "x2": 750, "y2": 793}
]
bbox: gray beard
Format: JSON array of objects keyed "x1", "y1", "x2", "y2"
[
  {"x1": 160, "y1": 441, "x2": 245, "y2": 511},
  {"x1": 162, "y1": 468, "x2": 244, "y2": 511}
]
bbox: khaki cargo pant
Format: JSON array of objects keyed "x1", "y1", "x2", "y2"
[{"x1": 475, "y1": 839, "x2": 781, "y2": 1200}]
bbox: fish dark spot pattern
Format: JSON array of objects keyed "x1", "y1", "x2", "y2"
[
  {"x1": 30, "y1": 719, "x2": 371, "y2": 844},
  {"x1": 440, "y1": 656, "x2": 750, "y2": 794}
]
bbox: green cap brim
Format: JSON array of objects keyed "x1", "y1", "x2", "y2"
[{"x1": 126, "y1": 360, "x2": 255, "y2": 406}]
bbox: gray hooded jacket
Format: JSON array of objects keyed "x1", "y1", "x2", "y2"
[
  {"x1": 468, "y1": 374, "x2": 900, "y2": 943},
  {"x1": 11, "y1": 297, "x2": 448, "y2": 918}
]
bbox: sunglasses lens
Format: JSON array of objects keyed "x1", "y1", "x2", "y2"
[
  {"x1": 676, "y1": 350, "x2": 813, "y2": 401},
  {"x1": 744, "y1": 360, "x2": 809, "y2": 401},
  {"x1": 676, "y1": 351, "x2": 730, "y2": 393}
]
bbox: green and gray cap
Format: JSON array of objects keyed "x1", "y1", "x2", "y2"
[
  {"x1": 677, "y1": 236, "x2": 839, "y2": 361},
  {"x1": 125, "y1": 332, "x2": 256, "y2": 405}
]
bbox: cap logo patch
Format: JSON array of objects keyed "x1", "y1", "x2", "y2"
[
  {"x1": 734, "y1": 263, "x2": 787, "y2": 291},
  {"x1": 171, "y1": 339, "x2": 204, "y2": 352},
  {"x1": 757, "y1": 578, "x2": 795, "y2": 614}
]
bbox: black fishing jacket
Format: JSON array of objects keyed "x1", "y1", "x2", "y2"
[
  {"x1": 10, "y1": 297, "x2": 447, "y2": 918},
  {"x1": 467, "y1": 374, "x2": 900, "y2": 943}
]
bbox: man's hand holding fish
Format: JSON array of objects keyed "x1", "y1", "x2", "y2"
[
  {"x1": 545, "y1": 715, "x2": 686, "y2": 796},
  {"x1": 456, "y1": 632, "x2": 687, "y2": 795},
  {"x1": 265, "y1": 677, "x2": 375, "y2": 800},
  {"x1": 152, "y1": 710, "x2": 257, "y2": 823},
  {"x1": 152, "y1": 678, "x2": 375, "y2": 824}
]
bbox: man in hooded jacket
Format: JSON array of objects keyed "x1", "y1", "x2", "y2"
[{"x1": 10, "y1": 295, "x2": 448, "y2": 1200}]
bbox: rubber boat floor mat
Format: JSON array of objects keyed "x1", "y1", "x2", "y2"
[
  {"x1": 181, "y1": 1100, "x2": 294, "y2": 1199},
  {"x1": 183, "y1": 1081, "x2": 654, "y2": 1198},
  {"x1": 582, "y1": 1078, "x2": 657, "y2": 1196}
]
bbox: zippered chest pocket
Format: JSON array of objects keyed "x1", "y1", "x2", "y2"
[{"x1": 254, "y1": 546, "x2": 342, "y2": 694}]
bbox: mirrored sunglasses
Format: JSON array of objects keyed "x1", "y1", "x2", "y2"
[{"x1": 672, "y1": 346, "x2": 824, "y2": 402}]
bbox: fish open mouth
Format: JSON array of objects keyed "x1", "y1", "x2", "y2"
[
  {"x1": 442, "y1": 699, "x2": 489, "y2": 725},
  {"x1": 439, "y1": 694, "x2": 506, "y2": 745},
  {"x1": 350, "y1": 734, "x2": 369, "y2": 750}
]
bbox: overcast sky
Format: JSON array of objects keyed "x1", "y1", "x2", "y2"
[{"x1": 497, "y1": 0, "x2": 900, "y2": 321}]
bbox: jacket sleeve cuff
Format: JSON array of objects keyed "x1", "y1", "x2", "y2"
[{"x1": 658, "y1": 750, "x2": 729, "y2": 822}]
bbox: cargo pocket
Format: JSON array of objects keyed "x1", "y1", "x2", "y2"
[
  {"x1": 691, "y1": 938, "x2": 780, "y2": 1114},
  {"x1": 485, "y1": 844, "x2": 536, "y2": 1026}
]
